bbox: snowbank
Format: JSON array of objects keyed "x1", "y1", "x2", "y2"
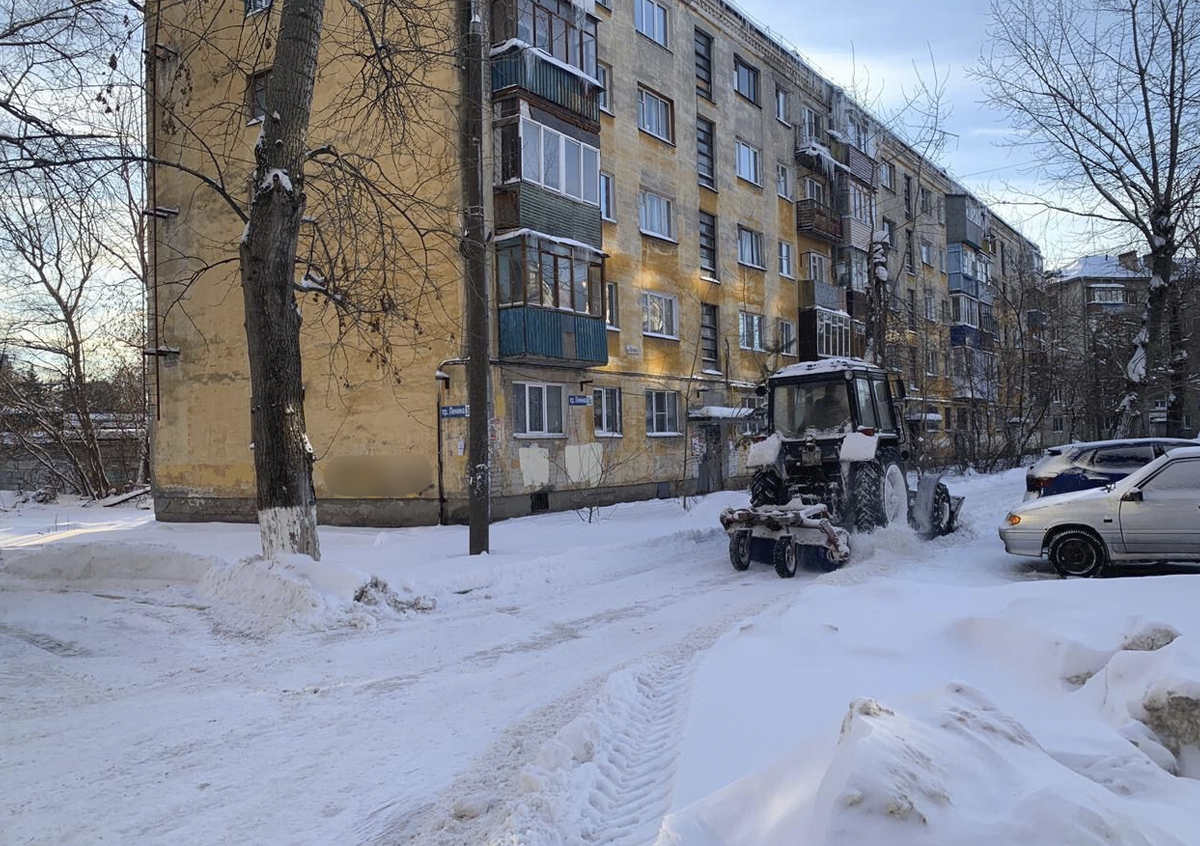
[{"x1": 0, "y1": 541, "x2": 219, "y2": 586}]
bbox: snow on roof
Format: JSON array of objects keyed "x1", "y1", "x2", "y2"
[
  {"x1": 1051, "y1": 254, "x2": 1146, "y2": 282},
  {"x1": 772, "y1": 357, "x2": 882, "y2": 379},
  {"x1": 1053, "y1": 437, "x2": 1200, "y2": 452},
  {"x1": 688, "y1": 406, "x2": 753, "y2": 420}
]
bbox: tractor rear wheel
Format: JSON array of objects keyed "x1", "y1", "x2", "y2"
[
  {"x1": 750, "y1": 468, "x2": 787, "y2": 508},
  {"x1": 850, "y1": 459, "x2": 907, "y2": 532}
]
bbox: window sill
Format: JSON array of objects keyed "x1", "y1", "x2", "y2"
[
  {"x1": 736, "y1": 175, "x2": 763, "y2": 190},
  {"x1": 737, "y1": 261, "x2": 767, "y2": 271},
  {"x1": 699, "y1": 180, "x2": 717, "y2": 193},
  {"x1": 602, "y1": 215, "x2": 617, "y2": 223},
  {"x1": 514, "y1": 433, "x2": 567, "y2": 440},
  {"x1": 777, "y1": 192, "x2": 792, "y2": 201},
  {"x1": 600, "y1": 106, "x2": 615, "y2": 116},
  {"x1": 637, "y1": 128, "x2": 675, "y2": 146},
  {"x1": 699, "y1": 274, "x2": 720, "y2": 284},
  {"x1": 776, "y1": 118, "x2": 793, "y2": 129},
  {"x1": 595, "y1": 432, "x2": 623, "y2": 438},
  {"x1": 781, "y1": 273, "x2": 795, "y2": 281},
  {"x1": 635, "y1": 31, "x2": 672, "y2": 53},
  {"x1": 647, "y1": 432, "x2": 683, "y2": 438},
  {"x1": 640, "y1": 230, "x2": 678, "y2": 245},
  {"x1": 606, "y1": 324, "x2": 620, "y2": 332},
  {"x1": 643, "y1": 331, "x2": 680, "y2": 341},
  {"x1": 735, "y1": 92, "x2": 761, "y2": 108}
]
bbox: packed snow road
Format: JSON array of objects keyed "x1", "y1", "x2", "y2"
[{"x1": 6, "y1": 470, "x2": 1185, "y2": 846}]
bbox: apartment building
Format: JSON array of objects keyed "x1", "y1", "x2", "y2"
[{"x1": 146, "y1": 0, "x2": 1043, "y2": 524}]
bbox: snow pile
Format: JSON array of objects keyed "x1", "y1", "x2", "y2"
[
  {"x1": 0, "y1": 541, "x2": 219, "y2": 586},
  {"x1": 200, "y1": 554, "x2": 434, "y2": 636},
  {"x1": 745, "y1": 433, "x2": 782, "y2": 468}
]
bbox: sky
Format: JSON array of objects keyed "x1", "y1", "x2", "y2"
[{"x1": 731, "y1": 0, "x2": 1136, "y2": 267}]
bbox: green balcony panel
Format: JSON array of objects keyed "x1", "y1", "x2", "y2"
[
  {"x1": 499, "y1": 306, "x2": 608, "y2": 366},
  {"x1": 491, "y1": 47, "x2": 600, "y2": 124}
]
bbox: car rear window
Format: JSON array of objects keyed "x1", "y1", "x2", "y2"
[{"x1": 1089, "y1": 445, "x2": 1154, "y2": 469}]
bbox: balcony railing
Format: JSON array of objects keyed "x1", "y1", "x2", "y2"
[
  {"x1": 491, "y1": 44, "x2": 599, "y2": 124},
  {"x1": 795, "y1": 198, "x2": 843, "y2": 242},
  {"x1": 498, "y1": 305, "x2": 608, "y2": 366}
]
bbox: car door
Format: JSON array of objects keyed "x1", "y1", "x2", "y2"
[
  {"x1": 1118, "y1": 457, "x2": 1200, "y2": 558},
  {"x1": 1088, "y1": 444, "x2": 1156, "y2": 487}
]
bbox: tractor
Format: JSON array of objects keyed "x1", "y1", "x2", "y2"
[{"x1": 721, "y1": 357, "x2": 963, "y2": 577}]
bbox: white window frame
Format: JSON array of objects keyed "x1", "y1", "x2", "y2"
[
  {"x1": 926, "y1": 349, "x2": 938, "y2": 375},
  {"x1": 778, "y1": 319, "x2": 796, "y2": 356},
  {"x1": 849, "y1": 181, "x2": 873, "y2": 225},
  {"x1": 605, "y1": 280, "x2": 619, "y2": 329},
  {"x1": 634, "y1": 0, "x2": 669, "y2": 47},
  {"x1": 637, "y1": 86, "x2": 673, "y2": 143},
  {"x1": 808, "y1": 251, "x2": 828, "y2": 284},
  {"x1": 779, "y1": 240, "x2": 794, "y2": 278},
  {"x1": 512, "y1": 381, "x2": 565, "y2": 437},
  {"x1": 739, "y1": 310, "x2": 765, "y2": 351},
  {"x1": 597, "y1": 62, "x2": 613, "y2": 114},
  {"x1": 775, "y1": 87, "x2": 790, "y2": 124},
  {"x1": 519, "y1": 118, "x2": 601, "y2": 206},
  {"x1": 879, "y1": 160, "x2": 894, "y2": 191},
  {"x1": 805, "y1": 177, "x2": 825, "y2": 205},
  {"x1": 816, "y1": 308, "x2": 850, "y2": 357},
  {"x1": 920, "y1": 238, "x2": 933, "y2": 266},
  {"x1": 776, "y1": 162, "x2": 791, "y2": 199},
  {"x1": 735, "y1": 140, "x2": 761, "y2": 185},
  {"x1": 599, "y1": 171, "x2": 615, "y2": 221},
  {"x1": 737, "y1": 225, "x2": 765, "y2": 269},
  {"x1": 638, "y1": 190, "x2": 675, "y2": 240},
  {"x1": 734, "y1": 56, "x2": 759, "y2": 104},
  {"x1": 593, "y1": 386, "x2": 623, "y2": 436},
  {"x1": 645, "y1": 389, "x2": 681, "y2": 435},
  {"x1": 641, "y1": 290, "x2": 679, "y2": 338}
]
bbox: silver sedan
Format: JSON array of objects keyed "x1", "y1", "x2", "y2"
[{"x1": 1000, "y1": 446, "x2": 1200, "y2": 577}]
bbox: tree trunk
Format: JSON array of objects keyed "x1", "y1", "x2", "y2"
[{"x1": 238, "y1": 0, "x2": 326, "y2": 560}]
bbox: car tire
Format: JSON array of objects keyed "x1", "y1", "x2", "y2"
[
  {"x1": 772, "y1": 537, "x2": 798, "y2": 578},
  {"x1": 1047, "y1": 529, "x2": 1107, "y2": 578},
  {"x1": 729, "y1": 531, "x2": 751, "y2": 572},
  {"x1": 803, "y1": 543, "x2": 843, "y2": 573}
]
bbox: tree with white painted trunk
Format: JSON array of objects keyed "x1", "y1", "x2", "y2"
[{"x1": 978, "y1": 0, "x2": 1200, "y2": 438}]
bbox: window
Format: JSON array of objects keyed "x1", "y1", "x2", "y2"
[
  {"x1": 805, "y1": 178, "x2": 825, "y2": 206},
  {"x1": 907, "y1": 289, "x2": 917, "y2": 328},
  {"x1": 635, "y1": 0, "x2": 668, "y2": 47},
  {"x1": 699, "y1": 211, "x2": 717, "y2": 273},
  {"x1": 800, "y1": 106, "x2": 822, "y2": 144},
  {"x1": 775, "y1": 87, "x2": 790, "y2": 124},
  {"x1": 246, "y1": 0, "x2": 270, "y2": 15},
  {"x1": 734, "y1": 56, "x2": 759, "y2": 104},
  {"x1": 513, "y1": 0, "x2": 597, "y2": 76},
  {"x1": 904, "y1": 230, "x2": 914, "y2": 272},
  {"x1": 737, "y1": 226, "x2": 764, "y2": 268},
  {"x1": 739, "y1": 311, "x2": 765, "y2": 350},
  {"x1": 1090, "y1": 445, "x2": 1154, "y2": 469},
  {"x1": 779, "y1": 241, "x2": 794, "y2": 278},
  {"x1": 739, "y1": 395, "x2": 767, "y2": 436},
  {"x1": 700, "y1": 303, "x2": 720, "y2": 370},
  {"x1": 908, "y1": 348, "x2": 918, "y2": 386},
  {"x1": 1052, "y1": 415, "x2": 1064, "y2": 434},
  {"x1": 951, "y1": 295, "x2": 979, "y2": 326},
  {"x1": 605, "y1": 281, "x2": 619, "y2": 328},
  {"x1": 646, "y1": 390, "x2": 680, "y2": 435},
  {"x1": 696, "y1": 118, "x2": 715, "y2": 188},
  {"x1": 879, "y1": 160, "x2": 893, "y2": 191},
  {"x1": 848, "y1": 249, "x2": 868, "y2": 291},
  {"x1": 808, "y1": 251, "x2": 828, "y2": 284},
  {"x1": 638, "y1": 190, "x2": 674, "y2": 239},
  {"x1": 637, "y1": 87, "x2": 673, "y2": 142},
  {"x1": 517, "y1": 118, "x2": 600, "y2": 204},
  {"x1": 920, "y1": 239, "x2": 933, "y2": 266},
  {"x1": 849, "y1": 182, "x2": 872, "y2": 224},
  {"x1": 735, "y1": 140, "x2": 761, "y2": 184},
  {"x1": 641, "y1": 290, "x2": 678, "y2": 337},
  {"x1": 903, "y1": 174, "x2": 913, "y2": 217},
  {"x1": 512, "y1": 382, "x2": 564, "y2": 436},
  {"x1": 1143, "y1": 459, "x2": 1200, "y2": 492},
  {"x1": 778, "y1": 319, "x2": 796, "y2": 356},
  {"x1": 881, "y1": 217, "x2": 896, "y2": 249},
  {"x1": 495, "y1": 235, "x2": 604, "y2": 315},
  {"x1": 926, "y1": 349, "x2": 938, "y2": 375},
  {"x1": 924, "y1": 290, "x2": 935, "y2": 321},
  {"x1": 597, "y1": 62, "x2": 612, "y2": 113},
  {"x1": 599, "y1": 172, "x2": 615, "y2": 221},
  {"x1": 248, "y1": 70, "x2": 271, "y2": 121},
  {"x1": 694, "y1": 28, "x2": 713, "y2": 99},
  {"x1": 919, "y1": 186, "x2": 932, "y2": 215},
  {"x1": 939, "y1": 247, "x2": 946, "y2": 273},
  {"x1": 593, "y1": 387, "x2": 623, "y2": 435},
  {"x1": 1089, "y1": 286, "x2": 1125, "y2": 304},
  {"x1": 816, "y1": 308, "x2": 850, "y2": 357},
  {"x1": 776, "y1": 162, "x2": 791, "y2": 199}
]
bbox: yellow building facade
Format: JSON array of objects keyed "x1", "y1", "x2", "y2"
[{"x1": 147, "y1": 0, "x2": 1042, "y2": 524}]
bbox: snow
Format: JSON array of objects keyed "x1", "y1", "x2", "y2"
[
  {"x1": 260, "y1": 167, "x2": 293, "y2": 192},
  {"x1": 1052, "y1": 254, "x2": 1145, "y2": 281},
  {"x1": 488, "y1": 38, "x2": 601, "y2": 87},
  {"x1": 4, "y1": 470, "x2": 1200, "y2": 845},
  {"x1": 745, "y1": 432, "x2": 782, "y2": 467},
  {"x1": 690, "y1": 406, "x2": 752, "y2": 420},
  {"x1": 772, "y1": 356, "x2": 876, "y2": 379},
  {"x1": 494, "y1": 227, "x2": 606, "y2": 257}
]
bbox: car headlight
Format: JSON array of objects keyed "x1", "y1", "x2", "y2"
[{"x1": 1005, "y1": 513, "x2": 1022, "y2": 526}]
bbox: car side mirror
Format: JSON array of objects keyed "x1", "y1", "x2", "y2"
[{"x1": 1122, "y1": 489, "x2": 1143, "y2": 503}]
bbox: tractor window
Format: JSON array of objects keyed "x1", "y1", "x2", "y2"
[
  {"x1": 772, "y1": 380, "x2": 852, "y2": 437},
  {"x1": 854, "y1": 378, "x2": 877, "y2": 429},
  {"x1": 871, "y1": 378, "x2": 895, "y2": 432}
]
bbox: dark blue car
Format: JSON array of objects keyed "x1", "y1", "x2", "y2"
[{"x1": 1025, "y1": 438, "x2": 1199, "y2": 500}]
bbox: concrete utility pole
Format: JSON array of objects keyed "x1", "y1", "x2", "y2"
[{"x1": 462, "y1": 0, "x2": 490, "y2": 554}]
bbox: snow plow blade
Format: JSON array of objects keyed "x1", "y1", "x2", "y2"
[{"x1": 909, "y1": 474, "x2": 964, "y2": 540}]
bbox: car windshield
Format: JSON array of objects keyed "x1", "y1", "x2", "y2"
[{"x1": 772, "y1": 379, "x2": 852, "y2": 438}]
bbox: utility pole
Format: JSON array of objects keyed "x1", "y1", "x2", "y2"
[{"x1": 462, "y1": 0, "x2": 490, "y2": 554}]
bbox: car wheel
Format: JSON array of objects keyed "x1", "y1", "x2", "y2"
[
  {"x1": 1047, "y1": 529, "x2": 1107, "y2": 578},
  {"x1": 729, "y1": 531, "x2": 751, "y2": 572},
  {"x1": 772, "y1": 537, "x2": 798, "y2": 579}
]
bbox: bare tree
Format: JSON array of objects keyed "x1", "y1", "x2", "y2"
[{"x1": 977, "y1": 0, "x2": 1200, "y2": 437}]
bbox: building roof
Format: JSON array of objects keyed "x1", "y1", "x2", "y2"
[{"x1": 1051, "y1": 254, "x2": 1146, "y2": 282}]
